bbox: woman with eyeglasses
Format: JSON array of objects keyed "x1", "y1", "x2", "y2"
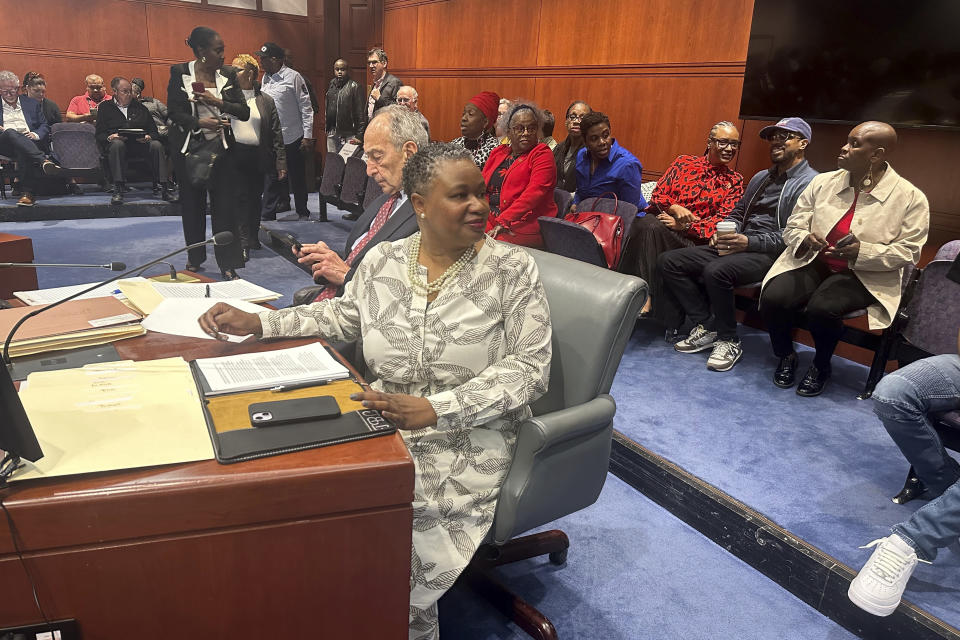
[
  {"x1": 622, "y1": 121, "x2": 745, "y2": 317},
  {"x1": 481, "y1": 101, "x2": 557, "y2": 247},
  {"x1": 552, "y1": 100, "x2": 591, "y2": 192}
]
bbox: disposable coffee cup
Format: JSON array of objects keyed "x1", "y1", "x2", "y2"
[{"x1": 716, "y1": 220, "x2": 737, "y2": 236}]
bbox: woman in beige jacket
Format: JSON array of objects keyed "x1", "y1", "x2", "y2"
[{"x1": 760, "y1": 121, "x2": 929, "y2": 397}]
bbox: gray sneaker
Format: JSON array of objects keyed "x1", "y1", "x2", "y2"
[
  {"x1": 706, "y1": 340, "x2": 743, "y2": 371},
  {"x1": 674, "y1": 324, "x2": 718, "y2": 353}
]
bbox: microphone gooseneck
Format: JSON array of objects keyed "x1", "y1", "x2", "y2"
[
  {"x1": 2, "y1": 235, "x2": 225, "y2": 365},
  {"x1": 0, "y1": 262, "x2": 128, "y2": 270}
]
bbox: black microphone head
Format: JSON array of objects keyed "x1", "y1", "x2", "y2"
[
  {"x1": 212, "y1": 231, "x2": 235, "y2": 246},
  {"x1": 110, "y1": 262, "x2": 126, "y2": 271}
]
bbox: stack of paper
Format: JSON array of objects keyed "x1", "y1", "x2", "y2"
[
  {"x1": 13, "y1": 276, "x2": 152, "y2": 306},
  {"x1": 12, "y1": 357, "x2": 214, "y2": 481},
  {"x1": 0, "y1": 296, "x2": 145, "y2": 358},
  {"x1": 195, "y1": 342, "x2": 350, "y2": 395},
  {"x1": 119, "y1": 279, "x2": 282, "y2": 315}
]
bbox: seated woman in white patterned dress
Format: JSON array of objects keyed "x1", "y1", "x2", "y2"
[{"x1": 198, "y1": 142, "x2": 553, "y2": 640}]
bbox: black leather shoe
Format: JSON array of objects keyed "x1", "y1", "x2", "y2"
[
  {"x1": 342, "y1": 211, "x2": 361, "y2": 221},
  {"x1": 664, "y1": 328, "x2": 683, "y2": 344},
  {"x1": 241, "y1": 248, "x2": 250, "y2": 263},
  {"x1": 111, "y1": 189, "x2": 124, "y2": 206},
  {"x1": 221, "y1": 269, "x2": 240, "y2": 281},
  {"x1": 773, "y1": 352, "x2": 798, "y2": 388},
  {"x1": 185, "y1": 262, "x2": 203, "y2": 272},
  {"x1": 796, "y1": 364, "x2": 831, "y2": 397},
  {"x1": 152, "y1": 183, "x2": 162, "y2": 196}
]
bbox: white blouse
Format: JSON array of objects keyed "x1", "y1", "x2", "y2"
[{"x1": 231, "y1": 90, "x2": 261, "y2": 146}]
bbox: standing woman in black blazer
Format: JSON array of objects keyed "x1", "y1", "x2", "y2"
[
  {"x1": 167, "y1": 26, "x2": 250, "y2": 279},
  {"x1": 229, "y1": 54, "x2": 286, "y2": 263}
]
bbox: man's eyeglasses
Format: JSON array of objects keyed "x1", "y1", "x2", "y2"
[
  {"x1": 566, "y1": 113, "x2": 585, "y2": 122},
  {"x1": 0, "y1": 87, "x2": 19, "y2": 95},
  {"x1": 710, "y1": 138, "x2": 740, "y2": 150},
  {"x1": 510, "y1": 124, "x2": 538, "y2": 135},
  {"x1": 764, "y1": 131, "x2": 802, "y2": 143},
  {"x1": 116, "y1": 88, "x2": 133, "y2": 95},
  {"x1": 396, "y1": 97, "x2": 412, "y2": 104}
]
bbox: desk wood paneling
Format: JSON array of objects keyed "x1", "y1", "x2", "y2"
[{"x1": 0, "y1": 332, "x2": 414, "y2": 637}]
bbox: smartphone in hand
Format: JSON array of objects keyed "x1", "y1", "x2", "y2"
[{"x1": 191, "y1": 81, "x2": 205, "y2": 94}]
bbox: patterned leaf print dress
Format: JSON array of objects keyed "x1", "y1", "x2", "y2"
[{"x1": 258, "y1": 235, "x2": 552, "y2": 639}]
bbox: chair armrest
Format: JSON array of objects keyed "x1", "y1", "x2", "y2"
[
  {"x1": 492, "y1": 395, "x2": 616, "y2": 543},
  {"x1": 516, "y1": 395, "x2": 616, "y2": 455}
]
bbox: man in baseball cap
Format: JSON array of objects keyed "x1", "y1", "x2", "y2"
[
  {"x1": 257, "y1": 41, "x2": 315, "y2": 220},
  {"x1": 658, "y1": 116, "x2": 818, "y2": 373}
]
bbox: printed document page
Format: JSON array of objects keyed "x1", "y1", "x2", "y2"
[
  {"x1": 14, "y1": 277, "x2": 150, "y2": 306},
  {"x1": 142, "y1": 298, "x2": 265, "y2": 342},
  {"x1": 151, "y1": 280, "x2": 281, "y2": 302},
  {"x1": 195, "y1": 342, "x2": 350, "y2": 395}
]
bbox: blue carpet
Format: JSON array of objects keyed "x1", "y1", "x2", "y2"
[
  {"x1": 0, "y1": 215, "x2": 317, "y2": 308},
  {"x1": 611, "y1": 322, "x2": 960, "y2": 628},
  {"x1": 440, "y1": 473, "x2": 857, "y2": 640}
]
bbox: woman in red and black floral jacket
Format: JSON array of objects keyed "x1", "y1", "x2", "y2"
[
  {"x1": 482, "y1": 101, "x2": 557, "y2": 248},
  {"x1": 622, "y1": 121, "x2": 744, "y2": 317}
]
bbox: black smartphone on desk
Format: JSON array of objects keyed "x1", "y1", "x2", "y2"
[{"x1": 249, "y1": 396, "x2": 341, "y2": 427}]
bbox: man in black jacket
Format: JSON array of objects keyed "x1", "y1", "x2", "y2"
[
  {"x1": 292, "y1": 105, "x2": 427, "y2": 303},
  {"x1": 96, "y1": 77, "x2": 170, "y2": 204},
  {"x1": 361, "y1": 48, "x2": 402, "y2": 140},
  {"x1": 325, "y1": 59, "x2": 364, "y2": 152}
]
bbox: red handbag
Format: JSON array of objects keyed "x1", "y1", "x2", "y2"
[{"x1": 564, "y1": 193, "x2": 624, "y2": 269}]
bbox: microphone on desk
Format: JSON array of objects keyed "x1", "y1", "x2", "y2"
[
  {"x1": 2, "y1": 232, "x2": 234, "y2": 367},
  {"x1": 0, "y1": 261, "x2": 127, "y2": 271}
]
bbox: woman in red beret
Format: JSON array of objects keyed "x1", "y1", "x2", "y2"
[
  {"x1": 452, "y1": 90, "x2": 502, "y2": 168},
  {"x1": 482, "y1": 101, "x2": 557, "y2": 247}
]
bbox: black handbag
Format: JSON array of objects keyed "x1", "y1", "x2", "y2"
[{"x1": 183, "y1": 134, "x2": 223, "y2": 188}]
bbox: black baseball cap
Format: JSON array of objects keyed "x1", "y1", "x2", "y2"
[{"x1": 257, "y1": 42, "x2": 284, "y2": 59}]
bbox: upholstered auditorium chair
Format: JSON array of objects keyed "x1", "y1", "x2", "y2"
[
  {"x1": 338, "y1": 156, "x2": 369, "y2": 214},
  {"x1": 552, "y1": 188, "x2": 573, "y2": 218},
  {"x1": 317, "y1": 152, "x2": 345, "y2": 221},
  {"x1": 463, "y1": 248, "x2": 647, "y2": 640},
  {"x1": 362, "y1": 174, "x2": 383, "y2": 211},
  {"x1": 49, "y1": 123, "x2": 101, "y2": 171}
]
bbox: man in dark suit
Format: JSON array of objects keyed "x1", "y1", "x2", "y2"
[
  {"x1": 96, "y1": 76, "x2": 171, "y2": 205},
  {"x1": 0, "y1": 70, "x2": 60, "y2": 207},
  {"x1": 292, "y1": 105, "x2": 428, "y2": 303},
  {"x1": 359, "y1": 48, "x2": 402, "y2": 141}
]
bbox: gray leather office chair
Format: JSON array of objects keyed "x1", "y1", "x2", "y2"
[{"x1": 464, "y1": 248, "x2": 647, "y2": 640}]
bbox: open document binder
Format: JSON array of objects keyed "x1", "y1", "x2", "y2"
[{"x1": 190, "y1": 342, "x2": 396, "y2": 463}]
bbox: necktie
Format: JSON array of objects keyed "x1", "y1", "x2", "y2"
[{"x1": 313, "y1": 192, "x2": 400, "y2": 302}]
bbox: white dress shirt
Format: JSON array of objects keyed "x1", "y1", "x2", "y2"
[
  {"x1": 261, "y1": 65, "x2": 314, "y2": 145},
  {"x1": 2, "y1": 98, "x2": 32, "y2": 135}
]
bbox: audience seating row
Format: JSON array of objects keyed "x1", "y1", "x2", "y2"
[{"x1": 318, "y1": 151, "x2": 383, "y2": 220}]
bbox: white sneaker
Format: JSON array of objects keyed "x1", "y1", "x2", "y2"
[
  {"x1": 706, "y1": 340, "x2": 743, "y2": 371},
  {"x1": 674, "y1": 324, "x2": 718, "y2": 353},
  {"x1": 847, "y1": 534, "x2": 930, "y2": 616}
]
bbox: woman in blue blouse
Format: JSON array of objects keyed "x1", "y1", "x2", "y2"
[{"x1": 572, "y1": 111, "x2": 646, "y2": 211}]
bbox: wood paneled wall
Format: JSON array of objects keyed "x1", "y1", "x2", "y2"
[
  {"x1": 0, "y1": 0, "x2": 326, "y2": 137},
  {"x1": 383, "y1": 0, "x2": 959, "y2": 245}
]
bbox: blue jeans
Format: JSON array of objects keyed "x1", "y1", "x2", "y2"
[{"x1": 873, "y1": 354, "x2": 960, "y2": 560}]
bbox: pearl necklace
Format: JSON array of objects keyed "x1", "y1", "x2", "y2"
[{"x1": 407, "y1": 234, "x2": 476, "y2": 295}]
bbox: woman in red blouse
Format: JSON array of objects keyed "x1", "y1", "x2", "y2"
[
  {"x1": 482, "y1": 101, "x2": 557, "y2": 247},
  {"x1": 622, "y1": 121, "x2": 745, "y2": 316}
]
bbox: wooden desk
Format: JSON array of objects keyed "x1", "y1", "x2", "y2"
[
  {"x1": 0, "y1": 330, "x2": 415, "y2": 638},
  {"x1": 0, "y1": 233, "x2": 38, "y2": 299}
]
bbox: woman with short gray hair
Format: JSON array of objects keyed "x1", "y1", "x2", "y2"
[{"x1": 197, "y1": 142, "x2": 552, "y2": 640}]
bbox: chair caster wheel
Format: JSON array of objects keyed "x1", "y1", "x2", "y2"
[{"x1": 548, "y1": 549, "x2": 567, "y2": 565}]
